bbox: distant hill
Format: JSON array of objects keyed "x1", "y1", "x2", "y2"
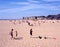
[
  {"x1": 47, "y1": 14, "x2": 60, "y2": 20},
  {"x1": 22, "y1": 14, "x2": 60, "y2": 20}
]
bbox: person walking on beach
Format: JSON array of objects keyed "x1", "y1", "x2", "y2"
[
  {"x1": 30, "y1": 29, "x2": 33, "y2": 36},
  {"x1": 10, "y1": 29, "x2": 14, "y2": 39}
]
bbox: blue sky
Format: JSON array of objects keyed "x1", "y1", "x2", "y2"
[{"x1": 0, "y1": 0, "x2": 60, "y2": 19}]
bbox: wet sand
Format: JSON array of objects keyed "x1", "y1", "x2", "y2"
[{"x1": 0, "y1": 20, "x2": 60, "y2": 47}]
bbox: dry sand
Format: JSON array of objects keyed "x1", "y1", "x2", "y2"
[{"x1": 0, "y1": 20, "x2": 60, "y2": 47}]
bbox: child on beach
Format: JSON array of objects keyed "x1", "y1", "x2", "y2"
[{"x1": 15, "y1": 31, "x2": 18, "y2": 37}]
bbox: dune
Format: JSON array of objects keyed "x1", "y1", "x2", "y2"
[{"x1": 0, "y1": 20, "x2": 60, "y2": 47}]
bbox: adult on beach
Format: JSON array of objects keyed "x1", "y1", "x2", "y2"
[
  {"x1": 10, "y1": 29, "x2": 14, "y2": 39},
  {"x1": 30, "y1": 29, "x2": 33, "y2": 36}
]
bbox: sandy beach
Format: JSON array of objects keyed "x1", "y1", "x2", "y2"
[{"x1": 0, "y1": 20, "x2": 60, "y2": 47}]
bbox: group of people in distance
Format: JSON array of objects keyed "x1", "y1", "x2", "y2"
[{"x1": 10, "y1": 28, "x2": 33, "y2": 40}]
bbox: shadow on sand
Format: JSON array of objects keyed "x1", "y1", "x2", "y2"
[{"x1": 13, "y1": 37, "x2": 23, "y2": 40}]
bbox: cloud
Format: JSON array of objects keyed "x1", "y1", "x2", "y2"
[
  {"x1": 28, "y1": 0, "x2": 39, "y2": 3},
  {"x1": 0, "y1": 3, "x2": 60, "y2": 13},
  {"x1": 0, "y1": 0, "x2": 60, "y2": 13},
  {"x1": 43, "y1": 0, "x2": 60, "y2": 2},
  {"x1": 10, "y1": 0, "x2": 39, "y2": 5},
  {"x1": 10, "y1": 2, "x2": 30, "y2": 5}
]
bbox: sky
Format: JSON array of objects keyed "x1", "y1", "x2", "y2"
[{"x1": 0, "y1": 0, "x2": 60, "y2": 19}]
